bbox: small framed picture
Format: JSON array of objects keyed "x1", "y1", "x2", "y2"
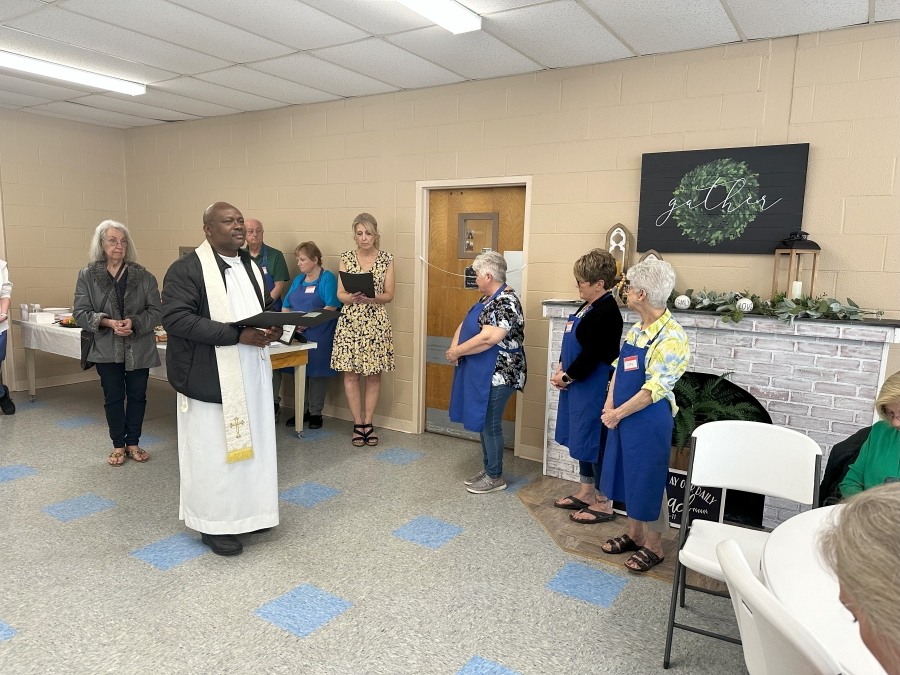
[
  {"x1": 277, "y1": 325, "x2": 297, "y2": 346},
  {"x1": 465, "y1": 241, "x2": 474, "y2": 252}
]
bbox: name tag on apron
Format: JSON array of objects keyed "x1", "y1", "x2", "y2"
[
  {"x1": 623, "y1": 355, "x2": 639, "y2": 371},
  {"x1": 565, "y1": 321, "x2": 574, "y2": 333},
  {"x1": 261, "y1": 266, "x2": 268, "y2": 275},
  {"x1": 305, "y1": 285, "x2": 317, "y2": 294}
]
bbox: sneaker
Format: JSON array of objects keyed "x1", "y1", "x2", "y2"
[
  {"x1": 467, "y1": 475, "x2": 507, "y2": 494},
  {"x1": 463, "y1": 469, "x2": 487, "y2": 486}
]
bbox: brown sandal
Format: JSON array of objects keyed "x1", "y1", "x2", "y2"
[
  {"x1": 625, "y1": 546, "x2": 665, "y2": 572},
  {"x1": 126, "y1": 447, "x2": 149, "y2": 462},
  {"x1": 108, "y1": 449, "x2": 125, "y2": 466},
  {"x1": 601, "y1": 534, "x2": 640, "y2": 555}
]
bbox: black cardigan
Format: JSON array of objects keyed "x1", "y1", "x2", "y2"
[{"x1": 565, "y1": 293, "x2": 623, "y2": 382}]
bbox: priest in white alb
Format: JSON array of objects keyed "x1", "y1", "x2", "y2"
[{"x1": 161, "y1": 202, "x2": 282, "y2": 556}]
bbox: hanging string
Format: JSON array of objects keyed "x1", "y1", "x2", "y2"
[{"x1": 416, "y1": 255, "x2": 526, "y2": 278}]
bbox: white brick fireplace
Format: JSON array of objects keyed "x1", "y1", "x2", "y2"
[{"x1": 542, "y1": 300, "x2": 900, "y2": 528}]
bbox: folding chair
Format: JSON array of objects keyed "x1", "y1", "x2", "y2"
[{"x1": 663, "y1": 421, "x2": 821, "y2": 668}]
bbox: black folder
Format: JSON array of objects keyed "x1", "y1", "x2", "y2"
[
  {"x1": 237, "y1": 309, "x2": 342, "y2": 329},
  {"x1": 339, "y1": 271, "x2": 376, "y2": 298}
]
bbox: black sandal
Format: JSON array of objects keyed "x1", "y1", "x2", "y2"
[
  {"x1": 625, "y1": 546, "x2": 665, "y2": 572},
  {"x1": 352, "y1": 424, "x2": 368, "y2": 447},
  {"x1": 601, "y1": 534, "x2": 640, "y2": 555},
  {"x1": 570, "y1": 505, "x2": 616, "y2": 524},
  {"x1": 554, "y1": 495, "x2": 590, "y2": 510},
  {"x1": 361, "y1": 423, "x2": 378, "y2": 446}
]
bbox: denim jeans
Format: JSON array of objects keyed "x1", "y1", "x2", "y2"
[
  {"x1": 95, "y1": 363, "x2": 149, "y2": 448},
  {"x1": 480, "y1": 384, "x2": 515, "y2": 480}
]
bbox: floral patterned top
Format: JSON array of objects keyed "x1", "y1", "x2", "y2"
[
  {"x1": 478, "y1": 285, "x2": 527, "y2": 391},
  {"x1": 613, "y1": 309, "x2": 690, "y2": 416}
]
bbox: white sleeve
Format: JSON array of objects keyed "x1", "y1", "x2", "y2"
[{"x1": 0, "y1": 261, "x2": 11, "y2": 299}]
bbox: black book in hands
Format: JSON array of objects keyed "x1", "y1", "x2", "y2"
[
  {"x1": 339, "y1": 271, "x2": 376, "y2": 298},
  {"x1": 237, "y1": 309, "x2": 342, "y2": 329}
]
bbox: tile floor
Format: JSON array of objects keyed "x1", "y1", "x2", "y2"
[{"x1": 0, "y1": 380, "x2": 747, "y2": 674}]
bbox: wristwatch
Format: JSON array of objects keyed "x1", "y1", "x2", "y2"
[{"x1": 561, "y1": 373, "x2": 572, "y2": 384}]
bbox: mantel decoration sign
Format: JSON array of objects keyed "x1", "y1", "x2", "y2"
[{"x1": 637, "y1": 144, "x2": 809, "y2": 254}]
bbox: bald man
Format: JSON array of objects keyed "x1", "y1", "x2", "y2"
[{"x1": 161, "y1": 202, "x2": 282, "y2": 557}]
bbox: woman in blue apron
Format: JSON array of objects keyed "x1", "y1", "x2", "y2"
[
  {"x1": 599, "y1": 259, "x2": 690, "y2": 573},
  {"x1": 551, "y1": 250, "x2": 622, "y2": 523},
  {"x1": 279, "y1": 242, "x2": 341, "y2": 429},
  {"x1": 0, "y1": 258, "x2": 14, "y2": 415},
  {"x1": 447, "y1": 252, "x2": 526, "y2": 495}
]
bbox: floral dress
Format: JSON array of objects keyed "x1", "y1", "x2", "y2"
[{"x1": 330, "y1": 250, "x2": 395, "y2": 375}]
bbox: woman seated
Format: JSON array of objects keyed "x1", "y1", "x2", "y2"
[{"x1": 839, "y1": 371, "x2": 900, "y2": 497}]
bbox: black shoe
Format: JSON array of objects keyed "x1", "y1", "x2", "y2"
[
  {"x1": 286, "y1": 416, "x2": 295, "y2": 427},
  {"x1": 274, "y1": 403, "x2": 281, "y2": 423},
  {"x1": 250, "y1": 527, "x2": 272, "y2": 534},
  {"x1": 200, "y1": 533, "x2": 243, "y2": 556},
  {"x1": 0, "y1": 386, "x2": 15, "y2": 415},
  {"x1": 303, "y1": 410, "x2": 310, "y2": 422},
  {"x1": 309, "y1": 414, "x2": 323, "y2": 429}
]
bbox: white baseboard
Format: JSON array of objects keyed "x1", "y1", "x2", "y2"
[
  {"x1": 278, "y1": 394, "x2": 417, "y2": 434},
  {"x1": 515, "y1": 444, "x2": 543, "y2": 463},
  {"x1": 12, "y1": 371, "x2": 98, "y2": 393}
]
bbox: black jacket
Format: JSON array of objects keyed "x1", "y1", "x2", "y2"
[
  {"x1": 161, "y1": 248, "x2": 274, "y2": 403},
  {"x1": 819, "y1": 425, "x2": 872, "y2": 506},
  {"x1": 565, "y1": 293, "x2": 623, "y2": 382}
]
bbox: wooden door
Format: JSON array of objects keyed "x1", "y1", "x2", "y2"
[{"x1": 425, "y1": 187, "x2": 525, "y2": 444}]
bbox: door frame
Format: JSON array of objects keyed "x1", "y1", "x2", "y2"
[{"x1": 412, "y1": 176, "x2": 533, "y2": 448}]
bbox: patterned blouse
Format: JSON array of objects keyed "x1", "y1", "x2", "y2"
[
  {"x1": 614, "y1": 309, "x2": 690, "y2": 416},
  {"x1": 478, "y1": 285, "x2": 527, "y2": 391}
]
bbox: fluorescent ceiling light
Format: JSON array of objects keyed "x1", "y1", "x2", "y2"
[
  {"x1": 395, "y1": 0, "x2": 482, "y2": 34},
  {"x1": 0, "y1": 51, "x2": 145, "y2": 96}
]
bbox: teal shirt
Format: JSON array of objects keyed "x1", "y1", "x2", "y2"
[{"x1": 839, "y1": 421, "x2": 900, "y2": 497}]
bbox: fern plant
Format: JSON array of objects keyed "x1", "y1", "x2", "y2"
[{"x1": 672, "y1": 372, "x2": 768, "y2": 454}]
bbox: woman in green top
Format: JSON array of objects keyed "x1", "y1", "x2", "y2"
[{"x1": 840, "y1": 371, "x2": 900, "y2": 497}]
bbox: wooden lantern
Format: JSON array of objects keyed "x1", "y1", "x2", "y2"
[{"x1": 771, "y1": 231, "x2": 821, "y2": 300}]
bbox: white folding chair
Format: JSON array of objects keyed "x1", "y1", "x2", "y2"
[
  {"x1": 663, "y1": 421, "x2": 822, "y2": 669},
  {"x1": 716, "y1": 539, "x2": 842, "y2": 674}
]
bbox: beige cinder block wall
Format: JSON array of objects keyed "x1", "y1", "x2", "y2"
[
  {"x1": 0, "y1": 109, "x2": 127, "y2": 391},
  {"x1": 123, "y1": 22, "x2": 899, "y2": 461}
]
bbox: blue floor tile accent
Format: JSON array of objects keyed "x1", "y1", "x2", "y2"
[
  {"x1": 255, "y1": 584, "x2": 352, "y2": 638},
  {"x1": 11, "y1": 400, "x2": 48, "y2": 411},
  {"x1": 55, "y1": 416, "x2": 101, "y2": 429},
  {"x1": 294, "y1": 428, "x2": 333, "y2": 442},
  {"x1": 504, "y1": 473, "x2": 531, "y2": 494},
  {"x1": 457, "y1": 656, "x2": 521, "y2": 675},
  {"x1": 0, "y1": 620, "x2": 16, "y2": 642},
  {"x1": 392, "y1": 515, "x2": 463, "y2": 550},
  {"x1": 0, "y1": 465, "x2": 38, "y2": 484},
  {"x1": 375, "y1": 447, "x2": 424, "y2": 465},
  {"x1": 546, "y1": 561, "x2": 628, "y2": 608},
  {"x1": 139, "y1": 434, "x2": 166, "y2": 446},
  {"x1": 280, "y1": 482, "x2": 340, "y2": 508},
  {"x1": 130, "y1": 532, "x2": 208, "y2": 570},
  {"x1": 41, "y1": 494, "x2": 116, "y2": 522}
]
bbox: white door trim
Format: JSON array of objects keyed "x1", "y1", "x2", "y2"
[{"x1": 412, "y1": 176, "x2": 533, "y2": 453}]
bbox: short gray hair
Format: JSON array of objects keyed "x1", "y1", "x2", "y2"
[
  {"x1": 627, "y1": 259, "x2": 675, "y2": 309},
  {"x1": 471, "y1": 251, "x2": 507, "y2": 283},
  {"x1": 89, "y1": 220, "x2": 137, "y2": 264}
]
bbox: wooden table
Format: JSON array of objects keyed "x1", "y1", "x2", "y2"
[
  {"x1": 761, "y1": 505, "x2": 886, "y2": 675},
  {"x1": 12, "y1": 320, "x2": 316, "y2": 428}
]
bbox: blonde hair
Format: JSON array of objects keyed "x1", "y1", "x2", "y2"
[
  {"x1": 352, "y1": 213, "x2": 380, "y2": 250},
  {"x1": 819, "y1": 483, "x2": 900, "y2": 653},
  {"x1": 875, "y1": 371, "x2": 900, "y2": 423},
  {"x1": 573, "y1": 249, "x2": 617, "y2": 290}
]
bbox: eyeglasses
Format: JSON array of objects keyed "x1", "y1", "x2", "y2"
[{"x1": 104, "y1": 238, "x2": 127, "y2": 248}]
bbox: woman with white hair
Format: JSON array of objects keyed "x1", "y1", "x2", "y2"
[
  {"x1": 447, "y1": 251, "x2": 526, "y2": 494},
  {"x1": 599, "y1": 259, "x2": 690, "y2": 572},
  {"x1": 820, "y1": 482, "x2": 900, "y2": 675},
  {"x1": 73, "y1": 220, "x2": 161, "y2": 466}
]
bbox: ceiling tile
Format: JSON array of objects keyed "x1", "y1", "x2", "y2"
[
  {"x1": 457, "y1": 0, "x2": 543, "y2": 12},
  {"x1": 312, "y1": 38, "x2": 465, "y2": 89},
  {"x1": 387, "y1": 25, "x2": 541, "y2": 79},
  {"x1": 0, "y1": 89, "x2": 51, "y2": 107},
  {"x1": 299, "y1": 0, "x2": 432, "y2": 34},
  {"x1": 0, "y1": 26, "x2": 173, "y2": 83},
  {"x1": 167, "y1": 0, "x2": 367, "y2": 50},
  {"x1": 875, "y1": 0, "x2": 900, "y2": 20},
  {"x1": 485, "y1": 0, "x2": 633, "y2": 68},
  {"x1": 249, "y1": 53, "x2": 398, "y2": 97},
  {"x1": 154, "y1": 76, "x2": 286, "y2": 111},
  {"x1": 61, "y1": 0, "x2": 293, "y2": 62},
  {"x1": 102, "y1": 88, "x2": 243, "y2": 117},
  {"x1": 69, "y1": 93, "x2": 200, "y2": 121},
  {"x1": 0, "y1": 0, "x2": 45, "y2": 22},
  {"x1": 727, "y1": 0, "x2": 869, "y2": 40},
  {"x1": 0, "y1": 71, "x2": 89, "y2": 100},
  {"x1": 7, "y1": 8, "x2": 229, "y2": 75},
  {"x1": 196, "y1": 67, "x2": 340, "y2": 105},
  {"x1": 17, "y1": 106, "x2": 129, "y2": 127},
  {"x1": 583, "y1": 0, "x2": 739, "y2": 55},
  {"x1": 29, "y1": 100, "x2": 162, "y2": 126}
]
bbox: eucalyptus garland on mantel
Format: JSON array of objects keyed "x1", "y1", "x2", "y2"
[{"x1": 665, "y1": 289, "x2": 885, "y2": 325}]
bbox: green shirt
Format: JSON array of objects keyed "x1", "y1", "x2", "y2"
[
  {"x1": 839, "y1": 421, "x2": 900, "y2": 497},
  {"x1": 245, "y1": 244, "x2": 289, "y2": 283}
]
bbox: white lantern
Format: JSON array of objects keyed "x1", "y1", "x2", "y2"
[
  {"x1": 736, "y1": 297, "x2": 754, "y2": 312},
  {"x1": 674, "y1": 295, "x2": 691, "y2": 310}
]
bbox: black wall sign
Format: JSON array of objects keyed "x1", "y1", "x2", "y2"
[
  {"x1": 637, "y1": 143, "x2": 809, "y2": 254},
  {"x1": 667, "y1": 469, "x2": 725, "y2": 527}
]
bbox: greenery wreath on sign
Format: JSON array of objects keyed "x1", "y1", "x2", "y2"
[{"x1": 673, "y1": 158, "x2": 762, "y2": 246}]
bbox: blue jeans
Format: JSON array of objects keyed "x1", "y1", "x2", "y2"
[
  {"x1": 95, "y1": 363, "x2": 149, "y2": 448},
  {"x1": 480, "y1": 384, "x2": 515, "y2": 480}
]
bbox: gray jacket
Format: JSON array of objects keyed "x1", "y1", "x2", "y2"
[{"x1": 73, "y1": 261, "x2": 162, "y2": 370}]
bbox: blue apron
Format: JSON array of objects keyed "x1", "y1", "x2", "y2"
[
  {"x1": 600, "y1": 321, "x2": 673, "y2": 521},
  {"x1": 283, "y1": 272, "x2": 338, "y2": 378},
  {"x1": 449, "y1": 285, "x2": 523, "y2": 433},
  {"x1": 260, "y1": 245, "x2": 282, "y2": 311},
  {"x1": 0, "y1": 330, "x2": 6, "y2": 363},
  {"x1": 555, "y1": 298, "x2": 612, "y2": 462}
]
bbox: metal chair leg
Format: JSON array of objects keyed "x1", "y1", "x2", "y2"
[
  {"x1": 679, "y1": 564, "x2": 687, "y2": 608},
  {"x1": 663, "y1": 558, "x2": 683, "y2": 668}
]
